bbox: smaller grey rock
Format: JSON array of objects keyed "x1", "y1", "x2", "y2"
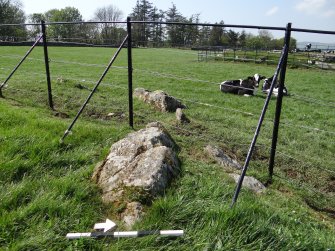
[
  {"x1": 204, "y1": 145, "x2": 241, "y2": 170},
  {"x1": 133, "y1": 88, "x2": 150, "y2": 101},
  {"x1": 134, "y1": 88, "x2": 185, "y2": 112},
  {"x1": 176, "y1": 108, "x2": 190, "y2": 124},
  {"x1": 106, "y1": 112, "x2": 125, "y2": 120},
  {"x1": 229, "y1": 173, "x2": 266, "y2": 193}
]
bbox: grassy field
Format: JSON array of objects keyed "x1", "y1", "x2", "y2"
[{"x1": 0, "y1": 46, "x2": 334, "y2": 250}]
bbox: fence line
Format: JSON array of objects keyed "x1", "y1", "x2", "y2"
[
  {"x1": 132, "y1": 67, "x2": 335, "y2": 109},
  {"x1": 280, "y1": 121, "x2": 335, "y2": 135},
  {"x1": 3, "y1": 52, "x2": 334, "y2": 107},
  {"x1": 0, "y1": 54, "x2": 45, "y2": 62},
  {"x1": 274, "y1": 149, "x2": 335, "y2": 175},
  {"x1": 51, "y1": 59, "x2": 128, "y2": 70},
  {"x1": 4, "y1": 77, "x2": 334, "y2": 195},
  {"x1": 1, "y1": 19, "x2": 334, "y2": 35},
  {"x1": 5, "y1": 81, "x2": 331, "y2": 166},
  {"x1": 2, "y1": 51, "x2": 334, "y2": 107},
  {"x1": 2, "y1": 55, "x2": 334, "y2": 136},
  {"x1": 0, "y1": 54, "x2": 128, "y2": 70},
  {"x1": 134, "y1": 68, "x2": 219, "y2": 85},
  {"x1": 159, "y1": 115, "x2": 335, "y2": 178},
  {"x1": 152, "y1": 117, "x2": 272, "y2": 149},
  {"x1": 162, "y1": 120, "x2": 335, "y2": 176},
  {"x1": 2, "y1": 67, "x2": 334, "y2": 135},
  {"x1": 0, "y1": 68, "x2": 129, "y2": 91},
  {"x1": 274, "y1": 174, "x2": 321, "y2": 195},
  {"x1": 1, "y1": 19, "x2": 334, "y2": 211},
  {"x1": 181, "y1": 99, "x2": 255, "y2": 116},
  {"x1": 291, "y1": 94, "x2": 335, "y2": 107},
  {"x1": 176, "y1": 97, "x2": 335, "y2": 135}
]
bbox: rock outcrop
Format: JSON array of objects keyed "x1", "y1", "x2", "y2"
[{"x1": 92, "y1": 122, "x2": 180, "y2": 227}]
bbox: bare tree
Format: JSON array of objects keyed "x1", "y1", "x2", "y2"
[{"x1": 93, "y1": 5, "x2": 124, "y2": 45}]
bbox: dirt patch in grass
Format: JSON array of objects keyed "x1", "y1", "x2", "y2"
[
  {"x1": 325, "y1": 176, "x2": 335, "y2": 193},
  {"x1": 53, "y1": 111, "x2": 69, "y2": 118},
  {"x1": 304, "y1": 198, "x2": 335, "y2": 219}
]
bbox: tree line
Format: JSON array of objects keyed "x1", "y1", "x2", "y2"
[{"x1": 0, "y1": 0, "x2": 296, "y2": 49}]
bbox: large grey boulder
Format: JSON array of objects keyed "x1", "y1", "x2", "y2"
[
  {"x1": 92, "y1": 122, "x2": 180, "y2": 227},
  {"x1": 134, "y1": 88, "x2": 186, "y2": 112}
]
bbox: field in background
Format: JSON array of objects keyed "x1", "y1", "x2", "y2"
[
  {"x1": 0, "y1": 46, "x2": 334, "y2": 249},
  {"x1": 197, "y1": 48, "x2": 335, "y2": 70}
]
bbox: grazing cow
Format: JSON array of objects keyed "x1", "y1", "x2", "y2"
[
  {"x1": 220, "y1": 73, "x2": 265, "y2": 96},
  {"x1": 262, "y1": 75, "x2": 288, "y2": 97}
]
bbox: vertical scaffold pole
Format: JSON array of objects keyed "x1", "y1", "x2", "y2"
[
  {"x1": 41, "y1": 20, "x2": 54, "y2": 110},
  {"x1": 268, "y1": 23, "x2": 292, "y2": 182},
  {"x1": 127, "y1": 17, "x2": 134, "y2": 128}
]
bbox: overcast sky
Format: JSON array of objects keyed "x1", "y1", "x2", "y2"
[{"x1": 20, "y1": 0, "x2": 335, "y2": 43}]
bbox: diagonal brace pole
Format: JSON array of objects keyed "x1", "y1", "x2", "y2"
[
  {"x1": 230, "y1": 44, "x2": 289, "y2": 208},
  {"x1": 0, "y1": 35, "x2": 43, "y2": 97},
  {"x1": 60, "y1": 35, "x2": 128, "y2": 142}
]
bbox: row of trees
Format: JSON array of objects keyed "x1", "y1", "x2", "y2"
[
  {"x1": 27, "y1": 6, "x2": 126, "y2": 45},
  {"x1": 0, "y1": 0, "x2": 296, "y2": 49},
  {"x1": 129, "y1": 0, "x2": 297, "y2": 49}
]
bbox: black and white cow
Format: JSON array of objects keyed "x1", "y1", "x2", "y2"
[
  {"x1": 262, "y1": 75, "x2": 288, "y2": 97},
  {"x1": 220, "y1": 73, "x2": 265, "y2": 96}
]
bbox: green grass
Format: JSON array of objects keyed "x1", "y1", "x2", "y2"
[{"x1": 0, "y1": 46, "x2": 334, "y2": 250}]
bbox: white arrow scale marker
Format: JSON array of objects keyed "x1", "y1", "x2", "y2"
[
  {"x1": 93, "y1": 219, "x2": 117, "y2": 232},
  {"x1": 66, "y1": 230, "x2": 184, "y2": 239}
]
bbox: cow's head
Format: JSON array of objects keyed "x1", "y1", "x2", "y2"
[
  {"x1": 262, "y1": 75, "x2": 276, "y2": 91},
  {"x1": 253, "y1": 73, "x2": 266, "y2": 87},
  {"x1": 245, "y1": 76, "x2": 259, "y2": 88},
  {"x1": 262, "y1": 79, "x2": 271, "y2": 91}
]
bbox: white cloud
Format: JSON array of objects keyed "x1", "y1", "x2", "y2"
[
  {"x1": 323, "y1": 9, "x2": 335, "y2": 16},
  {"x1": 295, "y1": 0, "x2": 335, "y2": 17},
  {"x1": 296, "y1": 0, "x2": 326, "y2": 13},
  {"x1": 265, "y1": 6, "x2": 279, "y2": 16}
]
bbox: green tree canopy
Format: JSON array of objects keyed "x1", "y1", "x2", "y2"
[
  {"x1": 165, "y1": 3, "x2": 188, "y2": 46},
  {"x1": 0, "y1": 0, "x2": 26, "y2": 40},
  {"x1": 44, "y1": 7, "x2": 83, "y2": 41},
  {"x1": 130, "y1": 0, "x2": 154, "y2": 46},
  {"x1": 209, "y1": 21, "x2": 224, "y2": 46}
]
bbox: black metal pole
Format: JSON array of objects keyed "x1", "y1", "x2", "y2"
[
  {"x1": 268, "y1": 23, "x2": 292, "y2": 182},
  {"x1": 60, "y1": 35, "x2": 129, "y2": 142},
  {"x1": 127, "y1": 17, "x2": 134, "y2": 128},
  {"x1": 0, "y1": 35, "x2": 43, "y2": 98},
  {"x1": 230, "y1": 44, "x2": 288, "y2": 208},
  {"x1": 41, "y1": 20, "x2": 54, "y2": 110}
]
